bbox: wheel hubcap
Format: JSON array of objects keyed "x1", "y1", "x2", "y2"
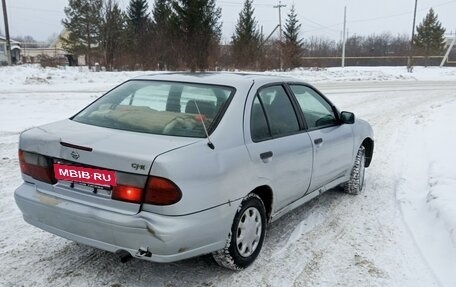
[{"x1": 236, "y1": 207, "x2": 262, "y2": 257}]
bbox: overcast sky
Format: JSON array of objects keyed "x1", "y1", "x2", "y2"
[{"x1": 1, "y1": 0, "x2": 455, "y2": 43}]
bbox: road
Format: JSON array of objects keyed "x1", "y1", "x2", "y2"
[{"x1": 1, "y1": 80, "x2": 455, "y2": 287}]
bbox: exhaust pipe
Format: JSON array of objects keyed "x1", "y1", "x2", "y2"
[
  {"x1": 135, "y1": 247, "x2": 152, "y2": 258},
  {"x1": 116, "y1": 249, "x2": 133, "y2": 263}
]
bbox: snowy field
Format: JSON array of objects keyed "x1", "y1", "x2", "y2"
[{"x1": 1, "y1": 65, "x2": 456, "y2": 286}]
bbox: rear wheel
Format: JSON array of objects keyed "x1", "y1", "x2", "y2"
[
  {"x1": 212, "y1": 193, "x2": 266, "y2": 270},
  {"x1": 344, "y1": 146, "x2": 366, "y2": 195}
]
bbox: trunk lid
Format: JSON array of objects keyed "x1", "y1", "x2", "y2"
[{"x1": 19, "y1": 119, "x2": 198, "y2": 214}]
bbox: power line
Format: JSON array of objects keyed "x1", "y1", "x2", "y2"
[
  {"x1": 303, "y1": 24, "x2": 341, "y2": 35},
  {"x1": 8, "y1": 5, "x2": 62, "y2": 13},
  {"x1": 300, "y1": 16, "x2": 340, "y2": 33},
  {"x1": 218, "y1": 0, "x2": 342, "y2": 36},
  {"x1": 218, "y1": 1, "x2": 275, "y2": 7},
  {"x1": 301, "y1": 0, "x2": 456, "y2": 37},
  {"x1": 349, "y1": 0, "x2": 456, "y2": 24},
  {"x1": 349, "y1": 11, "x2": 413, "y2": 24},
  {"x1": 432, "y1": 0, "x2": 456, "y2": 8},
  {"x1": 300, "y1": 0, "x2": 453, "y2": 37}
]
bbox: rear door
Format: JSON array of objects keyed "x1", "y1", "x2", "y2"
[
  {"x1": 288, "y1": 84, "x2": 354, "y2": 193},
  {"x1": 245, "y1": 84, "x2": 313, "y2": 211}
]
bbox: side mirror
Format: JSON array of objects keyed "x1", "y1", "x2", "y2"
[{"x1": 340, "y1": 111, "x2": 355, "y2": 124}]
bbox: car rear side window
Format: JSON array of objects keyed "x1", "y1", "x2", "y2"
[
  {"x1": 289, "y1": 85, "x2": 338, "y2": 130},
  {"x1": 251, "y1": 97, "x2": 271, "y2": 142},
  {"x1": 72, "y1": 80, "x2": 234, "y2": 137},
  {"x1": 251, "y1": 85, "x2": 300, "y2": 141}
]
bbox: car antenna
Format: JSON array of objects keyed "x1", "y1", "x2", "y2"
[{"x1": 194, "y1": 101, "x2": 215, "y2": 150}]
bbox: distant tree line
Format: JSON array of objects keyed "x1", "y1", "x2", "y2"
[
  {"x1": 300, "y1": 33, "x2": 411, "y2": 67},
  {"x1": 59, "y1": 0, "x2": 450, "y2": 70},
  {"x1": 62, "y1": 0, "x2": 222, "y2": 71}
]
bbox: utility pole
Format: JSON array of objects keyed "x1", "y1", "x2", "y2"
[
  {"x1": 407, "y1": 0, "x2": 418, "y2": 72},
  {"x1": 342, "y1": 6, "x2": 347, "y2": 68},
  {"x1": 273, "y1": 1, "x2": 286, "y2": 71},
  {"x1": 1, "y1": 0, "x2": 12, "y2": 65}
]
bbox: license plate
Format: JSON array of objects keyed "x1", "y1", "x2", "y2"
[{"x1": 54, "y1": 164, "x2": 117, "y2": 186}]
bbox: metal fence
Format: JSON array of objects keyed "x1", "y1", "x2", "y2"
[{"x1": 299, "y1": 55, "x2": 456, "y2": 67}]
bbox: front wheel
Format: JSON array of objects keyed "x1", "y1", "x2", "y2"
[
  {"x1": 344, "y1": 146, "x2": 366, "y2": 195},
  {"x1": 212, "y1": 193, "x2": 266, "y2": 270}
]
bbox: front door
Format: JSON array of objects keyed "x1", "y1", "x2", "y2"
[{"x1": 289, "y1": 84, "x2": 354, "y2": 193}]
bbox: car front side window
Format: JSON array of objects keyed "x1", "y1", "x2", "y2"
[{"x1": 289, "y1": 85, "x2": 338, "y2": 130}]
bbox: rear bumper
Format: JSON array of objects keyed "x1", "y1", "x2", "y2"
[{"x1": 14, "y1": 182, "x2": 238, "y2": 263}]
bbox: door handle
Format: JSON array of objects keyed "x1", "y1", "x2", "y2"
[
  {"x1": 314, "y1": 138, "x2": 323, "y2": 145},
  {"x1": 260, "y1": 151, "x2": 273, "y2": 160}
]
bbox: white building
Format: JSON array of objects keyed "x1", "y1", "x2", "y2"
[
  {"x1": 0, "y1": 36, "x2": 21, "y2": 64},
  {"x1": 21, "y1": 30, "x2": 79, "y2": 66}
]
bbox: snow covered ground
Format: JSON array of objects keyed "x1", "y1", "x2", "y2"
[{"x1": 1, "y1": 65, "x2": 456, "y2": 286}]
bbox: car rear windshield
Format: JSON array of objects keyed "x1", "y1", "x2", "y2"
[{"x1": 72, "y1": 80, "x2": 235, "y2": 138}]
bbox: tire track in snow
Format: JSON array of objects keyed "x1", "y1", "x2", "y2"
[
  {"x1": 286, "y1": 85, "x2": 455, "y2": 287},
  {"x1": 394, "y1": 97, "x2": 456, "y2": 287},
  {"x1": 1, "y1": 81, "x2": 455, "y2": 287}
]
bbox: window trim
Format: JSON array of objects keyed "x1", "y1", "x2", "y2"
[{"x1": 250, "y1": 83, "x2": 304, "y2": 143}]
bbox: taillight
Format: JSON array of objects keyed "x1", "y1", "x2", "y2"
[
  {"x1": 18, "y1": 150, "x2": 56, "y2": 184},
  {"x1": 111, "y1": 185, "x2": 143, "y2": 204},
  {"x1": 144, "y1": 177, "x2": 182, "y2": 205},
  {"x1": 111, "y1": 176, "x2": 181, "y2": 205}
]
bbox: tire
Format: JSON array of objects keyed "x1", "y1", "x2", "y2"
[
  {"x1": 212, "y1": 193, "x2": 267, "y2": 270},
  {"x1": 344, "y1": 145, "x2": 366, "y2": 195}
]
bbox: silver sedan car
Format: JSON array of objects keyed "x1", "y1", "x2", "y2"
[{"x1": 15, "y1": 73, "x2": 373, "y2": 270}]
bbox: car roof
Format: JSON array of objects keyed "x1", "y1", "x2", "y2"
[{"x1": 133, "y1": 72, "x2": 306, "y2": 88}]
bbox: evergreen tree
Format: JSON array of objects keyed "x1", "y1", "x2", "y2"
[
  {"x1": 283, "y1": 4, "x2": 303, "y2": 69},
  {"x1": 127, "y1": 0, "x2": 150, "y2": 34},
  {"x1": 283, "y1": 5, "x2": 303, "y2": 46},
  {"x1": 231, "y1": 0, "x2": 262, "y2": 69},
  {"x1": 173, "y1": 0, "x2": 222, "y2": 71},
  {"x1": 101, "y1": 0, "x2": 126, "y2": 70},
  {"x1": 126, "y1": 0, "x2": 152, "y2": 68},
  {"x1": 151, "y1": 0, "x2": 175, "y2": 69},
  {"x1": 152, "y1": 0, "x2": 171, "y2": 28},
  {"x1": 62, "y1": 0, "x2": 103, "y2": 67},
  {"x1": 414, "y1": 8, "x2": 446, "y2": 66}
]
